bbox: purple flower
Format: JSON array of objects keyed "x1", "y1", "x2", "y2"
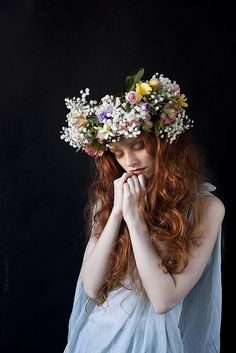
[
  {"x1": 138, "y1": 102, "x2": 151, "y2": 110},
  {"x1": 97, "y1": 108, "x2": 113, "y2": 122}
]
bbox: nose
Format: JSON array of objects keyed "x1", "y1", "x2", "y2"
[{"x1": 125, "y1": 151, "x2": 139, "y2": 168}]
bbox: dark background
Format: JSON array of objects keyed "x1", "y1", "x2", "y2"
[{"x1": 0, "y1": 1, "x2": 234, "y2": 352}]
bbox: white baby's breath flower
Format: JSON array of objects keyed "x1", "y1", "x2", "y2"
[{"x1": 60, "y1": 71, "x2": 193, "y2": 155}]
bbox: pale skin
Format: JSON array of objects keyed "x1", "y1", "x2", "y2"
[{"x1": 80, "y1": 136, "x2": 225, "y2": 314}]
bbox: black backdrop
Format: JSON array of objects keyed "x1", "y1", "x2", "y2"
[{"x1": 0, "y1": 1, "x2": 234, "y2": 352}]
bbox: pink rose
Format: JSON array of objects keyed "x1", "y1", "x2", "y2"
[
  {"x1": 96, "y1": 131, "x2": 105, "y2": 141},
  {"x1": 128, "y1": 119, "x2": 140, "y2": 126},
  {"x1": 160, "y1": 112, "x2": 176, "y2": 125},
  {"x1": 126, "y1": 91, "x2": 139, "y2": 104},
  {"x1": 144, "y1": 119, "x2": 153, "y2": 128},
  {"x1": 83, "y1": 144, "x2": 104, "y2": 157},
  {"x1": 171, "y1": 83, "x2": 180, "y2": 95},
  {"x1": 144, "y1": 113, "x2": 152, "y2": 120},
  {"x1": 160, "y1": 112, "x2": 170, "y2": 124}
]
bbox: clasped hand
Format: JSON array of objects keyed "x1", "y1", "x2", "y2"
[{"x1": 113, "y1": 172, "x2": 146, "y2": 224}]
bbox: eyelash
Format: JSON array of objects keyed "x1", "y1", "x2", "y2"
[
  {"x1": 113, "y1": 142, "x2": 144, "y2": 157},
  {"x1": 134, "y1": 142, "x2": 143, "y2": 149}
]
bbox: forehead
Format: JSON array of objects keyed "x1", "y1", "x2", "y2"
[{"x1": 110, "y1": 136, "x2": 142, "y2": 149}]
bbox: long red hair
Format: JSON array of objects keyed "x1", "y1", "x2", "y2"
[{"x1": 84, "y1": 131, "x2": 215, "y2": 306}]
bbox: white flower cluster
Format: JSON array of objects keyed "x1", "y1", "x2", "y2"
[
  {"x1": 61, "y1": 95, "x2": 148, "y2": 147},
  {"x1": 60, "y1": 72, "x2": 194, "y2": 157},
  {"x1": 158, "y1": 110, "x2": 194, "y2": 144}
]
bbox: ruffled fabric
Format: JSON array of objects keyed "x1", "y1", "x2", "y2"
[{"x1": 63, "y1": 183, "x2": 221, "y2": 353}]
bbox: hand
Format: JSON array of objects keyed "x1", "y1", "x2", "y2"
[
  {"x1": 122, "y1": 174, "x2": 146, "y2": 223},
  {"x1": 112, "y1": 172, "x2": 133, "y2": 217}
]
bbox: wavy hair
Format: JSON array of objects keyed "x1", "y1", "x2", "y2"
[{"x1": 84, "y1": 131, "x2": 215, "y2": 306}]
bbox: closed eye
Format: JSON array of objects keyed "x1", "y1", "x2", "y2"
[
  {"x1": 110, "y1": 141, "x2": 144, "y2": 157},
  {"x1": 133, "y1": 142, "x2": 144, "y2": 150}
]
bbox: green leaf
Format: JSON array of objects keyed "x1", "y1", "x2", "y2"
[
  {"x1": 89, "y1": 126, "x2": 97, "y2": 133},
  {"x1": 90, "y1": 114, "x2": 99, "y2": 124},
  {"x1": 124, "y1": 103, "x2": 131, "y2": 112},
  {"x1": 154, "y1": 119, "x2": 163, "y2": 136},
  {"x1": 125, "y1": 76, "x2": 134, "y2": 92},
  {"x1": 141, "y1": 123, "x2": 151, "y2": 132},
  {"x1": 123, "y1": 67, "x2": 145, "y2": 92},
  {"x1": 150, "y1": 106, "x2": 157, "y2": 115}
]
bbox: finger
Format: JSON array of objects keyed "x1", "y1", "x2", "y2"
[
  {"x1": 131, "y1": 175, "x2": 141, "y2": 193},
  {"x1": 123, "y1": 183, "x2": 130, "y2": 195},
  {"x1": 121, "y1": 172, "x2": 133, "y2": 182},
  {"x1": 115, "y1": 173, "x2": 132, "y2": 187},
  {"x1": 138, "y1": 174, "x2": 146, "y2": 191},
  {"x1": 127, "y1": 177, "x2": 135, "y2": 194}
]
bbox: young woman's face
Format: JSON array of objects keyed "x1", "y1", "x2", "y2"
[{"x1": 109, "y1": 135, "x2": 155, "y2": 180}]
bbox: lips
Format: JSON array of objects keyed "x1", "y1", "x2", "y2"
[{"x1": 130, "y1": 168, "x2": 146, "y2": 175}]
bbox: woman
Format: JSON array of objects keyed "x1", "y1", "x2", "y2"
[{"x1": 61, "y1": 68, "x2": 225, "y2": 353}]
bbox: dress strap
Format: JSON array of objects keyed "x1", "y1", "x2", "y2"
[{"x1": 197, "y1": 182, "x2": 216, "y2": 197}]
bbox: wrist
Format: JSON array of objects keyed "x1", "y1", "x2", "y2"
[
  {"x1": 111, "y1": 207, "x2": 123, "y2": 220},
  {"x1": 124, "y1": 213, "x2": 146, "y2": 228}
]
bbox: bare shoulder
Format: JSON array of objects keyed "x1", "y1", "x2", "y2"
[
  {"x1": 199, "y1": 194, "x2": 225, "y2": 216},
  {"x1": 198, "y1": 194, "x2": 225, "y2": 238}
]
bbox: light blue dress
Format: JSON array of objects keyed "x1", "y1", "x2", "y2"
[{"x1": 63, "y1": 182, "x2": 222, "y2": 353}]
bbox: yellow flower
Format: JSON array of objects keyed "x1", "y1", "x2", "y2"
[
  {"x1": 135, "y1": 81, "x2": 152, "y2": 96},
  {"x1": 136, "y1": 93, "x2": 143, "y2": 102},
  {"x1": 179, "y1": 94, "x2": 188, "y2": 108},
  {"x1": 149, "y1": 78, "x2": 159, "y2": 88}
]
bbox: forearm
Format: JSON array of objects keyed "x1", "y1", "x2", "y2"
[
  {"x1": 81, "y1": 209, "x2": 123, "y2": 298},
  {"x1": 127, "y1": 215, "x2": 176, "y2": 314}
]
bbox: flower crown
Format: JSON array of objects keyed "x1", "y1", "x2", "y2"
[{"x1": 60, "y1": 68, "x2": 194, "y2": 157}]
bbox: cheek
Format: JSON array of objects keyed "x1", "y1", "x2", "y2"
[
  {"x1": 115, "y1": 158, "x2": 126, "y2": 169},
  {"x1": 142, "y1": 151, "x2": 153, "y2": 163},
  {"x1": 146, "y1": 154, "x2": 155, "y2": 167}
]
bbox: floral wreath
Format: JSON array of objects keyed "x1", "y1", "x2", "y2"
[{"x1": 60, "y1": 67, "x2": 194, "y2": 157}]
